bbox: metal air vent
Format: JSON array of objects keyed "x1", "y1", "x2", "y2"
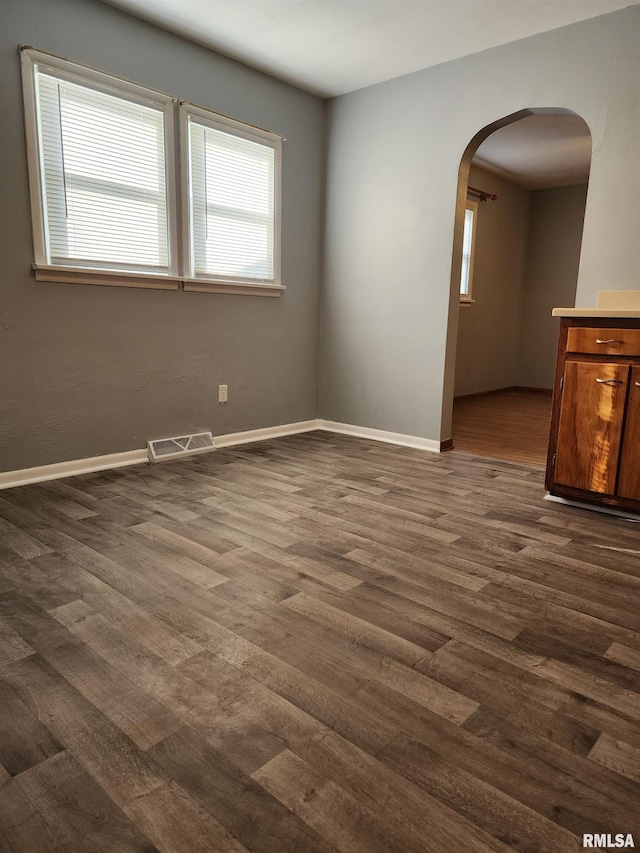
[{"x1": 147, "y1": 431, "x2": 215, "y2": 463}]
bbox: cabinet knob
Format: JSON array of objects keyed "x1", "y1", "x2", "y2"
[
  {"x1": 635, "y1": 381, "x2": 640, "y2": 387},
  {"x1": 595, "y1": 339, "x2": 623, "y2": 345},
  {"x1": 596, "y1": 378, "x2": 624, "y2": 385}
]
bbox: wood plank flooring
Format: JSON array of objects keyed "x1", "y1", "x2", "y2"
[
  {"x1": 1, "y1": 430, "x2": 640, "y2": 852},
  {"x1": 452, "y1": 389, "x2": 553, "y2": 465}
]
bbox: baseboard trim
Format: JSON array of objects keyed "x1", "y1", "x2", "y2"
[
  {"x1": 214, "y1": 420, "x2": 320, "y2": 449},
  {"x1": 0, "y1": 417, "x2": 443, "y2": 490},
  {"x1": 0, "y1": 420, "x2": 321, "y2": 491},
  {"x1": 0, "y1": 449, "x2": 149, "y2": 491},
  {"x1": 318, "y1": 419, "x2": 440, "y2": 452},
  {"x1": 544, "y1": 493, "x2": 640, "y2": 521}
]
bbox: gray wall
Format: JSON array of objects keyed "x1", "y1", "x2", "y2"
[
  {"x1": 516, "y1": 184, "x2": 588, "y2": 390},
  {"x1": 320, "y1": 7, "x2": 640, "y2": 442},
  {"x1": 454, "y1": 177, "x2": 588, "y2": 397},
  {"x1": 0, "y1": 0, "x2": 325, "y2": 472},
  {"x1": 454, "y1": 166, "x2": 530, "y2": 398}
]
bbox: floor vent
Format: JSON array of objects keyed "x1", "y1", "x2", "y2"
[{"x1": 147, "y1": 431, "x2": 215, "y2": 463}]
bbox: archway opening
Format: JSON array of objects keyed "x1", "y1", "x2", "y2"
[{"x1": 443, "y1": 108, "x2": 592, "y2": 464}]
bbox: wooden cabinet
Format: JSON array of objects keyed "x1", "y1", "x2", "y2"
[
  {"x1": 554, "y1": 360, "x2": 628, "y2": 495},
  {"x1": 546, "y1": 318, "x2": 640, "y2": 513},
  {"x1": 618, "y1": 365, "x2": 640, "y2": 501}
]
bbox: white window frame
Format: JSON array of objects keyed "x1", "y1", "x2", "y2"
[
  {"x1": 460, "y1": 200, "x2": 478, "y2": 304},
  {"x1": 180, "y1": 102, "x2": 285, "y2": 296},
  {"x1": 21, "y1": 46, "x2": 180, "y2": 290},
  {"x1": 20, "y1": 48, "x2": 285, "y2": 298}
]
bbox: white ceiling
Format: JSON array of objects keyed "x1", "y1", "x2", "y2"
[
  {"x1": 102, "y1": 0, "x2": 638, "y2": 98},
  {"x1": 473, "y1": 114, "x2": 593, "y2": 189},
  {"x1": 101, "y1": 0, "x2": 621, "y2": 187}
]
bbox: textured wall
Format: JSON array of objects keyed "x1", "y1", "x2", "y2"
[
  {"x1": 320, "y1": 7, "x2": 640, "y2": 441},
  {"x1": 454, "y1": 166, "x2": 530, "y2": 398},
  {"x1": 0, "y1": 0, "x2": 325, "y2": 471},
  {"x1": 454, "y1": 177, "x2": 588, "y2": 397},
  {"x1": 517, "y1": 184, "x2": 588, "y2": 390}
]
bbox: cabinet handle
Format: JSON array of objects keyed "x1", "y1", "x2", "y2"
[
  {"x1": 595, "y1": 338, "x2": 623, "y2": 345},
  {"x1": 596, "y1": 378, "x2": 624, "y2": 385},
  {"x1": 635, "y1": 382, "x2": 640, "y2": 387}
]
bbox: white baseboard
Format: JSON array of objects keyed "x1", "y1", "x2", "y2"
[
  {"x1": 544, "y1": 493, "x2": 640, "y2": 521},
  {"x1": 0, "y1": 417, "x2": 442, "y2": 491},
  {"x1": 214, "y1": 419, "x2": 320, "y2": 448},
  {"x1": 0, "y1": 449, "x2": 148, "y2": 491},
  {"x1": 318, "y1": 419, "x2": 441, "y2": 452},
  {"x1": 0, "y1": 420, "x2": 321, "y2": 491}
]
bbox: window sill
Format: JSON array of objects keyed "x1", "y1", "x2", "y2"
[
  {"x1": 183, "y1": 279, "x2": 285, "y2": 297},
  {"x1": 33, "y1": 265, "x2": 180, "y2": 290},
  {"x1": 460, "y1": 298, "x2": 476, "y2": 306},
  {"x1": 32, "y1": 266, "x2": 286, "y2": 297}
]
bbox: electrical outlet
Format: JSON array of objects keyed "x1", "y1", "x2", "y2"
[{"x1": 218, "y1": 384, "x2": 228, "y2": 403}]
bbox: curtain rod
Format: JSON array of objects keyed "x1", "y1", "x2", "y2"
[{"x1": 467, "y1": 186, "x2": 497, "y2": 202}]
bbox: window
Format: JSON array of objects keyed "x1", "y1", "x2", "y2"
[
  {"x1": 21, "y1": 48, "x2": 178, "y2": 288},
  {"x1": 460, "y1": 201, "x2": 477, "y2": 303},
  {"x1": 21, "y1": 48, "x2": 285, "y2": 296},
  {"x1": 181, "y1": 104, "x2": 283, "y2": 291}
]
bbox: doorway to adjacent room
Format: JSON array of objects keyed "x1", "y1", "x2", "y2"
[{"x1": 447, "y1": 111, "x2": 592, "y2": 465}]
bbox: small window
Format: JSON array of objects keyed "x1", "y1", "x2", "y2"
[
  {"x1": 182, "y1": 104, "x2": 283, "y2": 290},
  {"x1": 21, "y1": 47, "x2": 178, "y2": 288},
  {"x1": 460, "y1": 201, "x2": 477, "y2": 302}
]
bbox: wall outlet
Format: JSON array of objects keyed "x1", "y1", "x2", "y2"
[{"x1": 218, "y1": 384, "x2": 228, "y2": 403}]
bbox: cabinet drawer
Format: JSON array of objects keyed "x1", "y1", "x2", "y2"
[{"x1": 566, "y1": 327, "x2": 640, "y2": 356}]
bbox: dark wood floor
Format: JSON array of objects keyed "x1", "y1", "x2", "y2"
[
  {"x1": 1, "y1": 431, "x2": 639, "y2": 852},
  {"x1": 452, "y1": 389, "x2": 553, "y2": 465}
]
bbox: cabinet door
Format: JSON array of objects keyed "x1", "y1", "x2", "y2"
[
  {"x1": 618, "y1": 365, "x2": 640, "y2": 501},
  {"x1": 554, "y1": 361, "x2": 629, "y2": 495}
]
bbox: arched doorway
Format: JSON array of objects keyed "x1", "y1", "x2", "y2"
[{"x1": 442, "y1": 109, "x2": 592, "y2": 464}]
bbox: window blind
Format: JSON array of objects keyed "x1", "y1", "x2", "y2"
[
  {"x1": 188, "y1": 119, "x2": 275, "y2": 282},
  {"x1": 460, "y1": 207, "x2": 474, "y2": 297},
  {"x1": 35, "y1": 70, "x2": 170, "y2": 273}
]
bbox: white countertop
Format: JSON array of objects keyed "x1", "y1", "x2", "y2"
[
  {"x1": 553, "y1": 290, "x2": 640, "y2": 318},
  {"x1": 552, "y1": 308, "x2": 640, "y2": 318}
]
